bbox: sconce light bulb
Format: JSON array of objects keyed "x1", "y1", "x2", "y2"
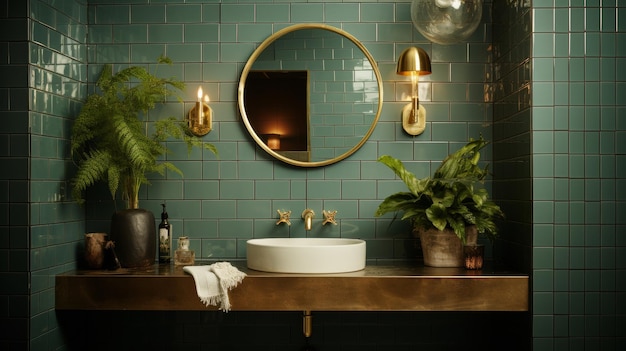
[
  {"x1": 204, "y1": 95, "x2": 210, "y2": 103},
  {"x1": 197, "y1": 86, "x2": 203, "y2": 100}
]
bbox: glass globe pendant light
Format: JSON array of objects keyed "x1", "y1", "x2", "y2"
[{"x1": 411, "y1": 0, "x2": 483, "y2": 45}]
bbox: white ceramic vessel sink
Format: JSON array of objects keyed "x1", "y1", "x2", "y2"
[{"x1": 246, "y1": 238, "x2": 366, "y2": 274}]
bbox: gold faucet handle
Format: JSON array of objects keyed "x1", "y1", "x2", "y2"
[
  {"x1": 322, "y1": 210, "x2": 338, "y2": 225},
  {"x1": 276, "y1": 210, "x2": 292, "y2": 226}
]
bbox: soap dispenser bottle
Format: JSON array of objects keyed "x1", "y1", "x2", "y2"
[{"x1": 158, "y1": 203, "x2": 171, "y2": 263}]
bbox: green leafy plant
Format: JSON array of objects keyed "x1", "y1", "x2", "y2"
[
  {"x1": 71, "y1": 57, "x2": 217, "y2": 209},
  {"x1": 374, "y1": 137, "x2": 504, "y2": 243}
]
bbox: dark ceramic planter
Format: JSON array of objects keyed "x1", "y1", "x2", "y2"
[{"x1": 110, "y1": 208, "x2": 156, "y2": 268}]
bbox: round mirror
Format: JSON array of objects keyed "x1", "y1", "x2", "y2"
[{"x1": 238, "y1": 24, "x2": 383, "y2": 167}]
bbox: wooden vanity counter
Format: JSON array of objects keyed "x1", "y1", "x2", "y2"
[{"x1": 55, "y1": 262, "x2": 528, "y2": 312}]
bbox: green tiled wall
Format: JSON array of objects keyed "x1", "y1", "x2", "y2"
[
  {"x1": 0, "y1": 0, "x2": 87, "y2": 349},
  {"x1": 528, "y1": 1, "x2": 626, "y2": 350},
  {"x1": 0, "y1": 1, "x2": 31, "y2": 349},
  {"x1": 83, "y1": 1, "x2": 495, "y2": 266},
  {"x1": 12, "y1": 0, "x2": 625, "y2": 350}
]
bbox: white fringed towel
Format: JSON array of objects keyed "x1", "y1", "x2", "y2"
[{"x1": 183, "y1": 262, "x2": 246, "y2": 312}]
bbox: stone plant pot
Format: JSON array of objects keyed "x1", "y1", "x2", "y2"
[
  {"x1": 417, "y1": 226, "x2": 478, "y2": 268},
  {"x1": 418, "y1": 228, "x2": 464, "y2": 267},
  {"x1": 110, "y1": 208, "x2": 156, "y2": 268}
]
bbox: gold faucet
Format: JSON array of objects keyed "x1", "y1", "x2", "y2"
[
  {"x1": 301, "y1": 209, "x2": 315, "y2": 231},
  {"x1": 322, "y1": 210, "x2": 338, "y2": 225},
  {"x1": 276, "y1": 209, "x2": 291, "y2": 226}
]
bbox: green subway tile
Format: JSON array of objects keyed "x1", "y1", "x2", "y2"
[
  {"x1": 220, "y1": 42, "x2": 256, "y2": 63},
  {"x1": 533, "y1": 178, "x2": 554, "y2": 201},
  {"x1": 601, "y1": 34, "x2": 616, "y2": 56},
  {"x1": 555, "y1": 8, "x2": 569, "y2": 32},
  {"x1": 554, "y1": 247, "x2": 569, "y2": 269},
  {"x1": 431, "y1": 44, "x2": 464, "y2": 63},
  {"x1": 321, "y1": 200, "x2": 358, "y2": 219},
  {"x1": 532, "y1": 82, "x2": 554, "y2": 106},
  {"x1": 533, "y1": 270, "x2": 554, "y2": 292},
  {"x1": 255, "y1": 180, "x2": 291, "y2": 199},
  {"x1": 307, "y1": 180, "x2": 341, "y2": 200},
  {"x1": 570, "y1": 32, "x2": 585, "y2": 57},
  {"x1": 601, "y1": 83, "x2": 616, "y2": 105},
  {"x1": 533, "y1": 131, "x2": 554, "y2": 153},
  {"x1": 586, "y1": 7, "x2": 601, "y2": 31},
  {"x1": 239, "y1": 161, "x2": 273, "y2": 179},
  {"x1": 148, "y1": 24, "x2": 182, "y2": 43},
  {"x1": 113, "y1": 24, "x2": 147, "y2": 43},
  {"x1": 325, "y1": 4, "x2": 359, "y2": 22},
  {"x1": 414, "y1": 142, "x2": 449, "y2": 161},
  {"x1": 202, "y1": 200, "x2": 236, "y2": 219},
  {"x1": 219, "y1": 219, "x2": 253, "y2": 239},
  {"x1": 86, "y1": 24, "x2": 112, "y2": 44},
  {"x1": 586, "y1": 33, "x2": 601, "y2": 57},
  {"x1": 238, "y1": 24, "x2": 273, "y2": 43},
  {"x1": 201, "y1": 239, "x2": 237, "y2": 258},
  {"x1": 256, "y1": 4, "x2": 290, "y2": 23},
  {"x1": 184, "y1": 24, "x2": 218, "y2": 43},
  {"x1": 221, "y1": 4, "x2": 254, "y2": 23},
  {"x1": 342, "y1": 23, "x2": 378, "y2": 42},
  {"x1": 533, "y1": 292, "x2": 554, "y2": 314},
  {"x1": 601, "y1": 157, "x2": 616, "y2": 179},
  {"x1": 341, "y1": 180, "x2": 376, "y2": 199},
  {"x1": 533, "y1": 58, "x2": 553, "y2": 82},
  {"x1": 291, "y1": 3, "x2": 324, "y2": 23},
  {"x1": 571, "y1": 7, "x2": 585, "y2": 31},
  {"x1": 148, "y1": 180, "x2": 183, "y2": 199},
  {"x1": 554, "y1": 225, "x2": 570, "y2": 246},
  {"x1": 131, "y1": 5, "x2": 165, "y2": 24},
  {"x1": 533, "y1": 33, "x2": 554, "y2": 57},
  {"x1": 533, "y1": 201, "x2": 554, "y2": 223},
  {"x1": 184, "y1": 180, "x2": 218, "y2": 200},
  {"x1": 236, "y1": 200, "x2": 272, "y2": 218},
  {"x1": 201, "y1": 4, "x2": 220, "y2": 23},
  {"x1": 378, "y1": 23, "x2": 413, "y2": 42},
  {"x1": 324, "y1": 162, "x2": 361, "y2": 179},
  {"x1": 166, "y1": 4, "x2": 201, "y2": 23},
  {"x1": 378, "y1": 142, "x2": 413, "y2": 160},
  {"x1": 95, "y1": 5, "x2": 129, "y2": 25},
  {"x1": 220, "y1": 180, "x2": 254, "y2": 199},
  {"x1": 202, "y1": 62, "x2": 236, "y2": 82},
  {"x1": 554, "y1": 82, "x2": 569, "y2": 105},
  {"x1": 95, "y1": 44, "x2": 130, "y2": 63},
  {"x1": 166, "y1": 43, "x2": 201, "y2": 62},
  {"x1": 533, "y1": 8, "x2": 554, "y2": 32},
  {"x1": 451, "y1": 63, "x2": 485, "y2": 82},
  {"x1": 533, "y1": 247, "x2": 554, "y2": 269},
  {"x1": 361, "y1": 3, "x2": 394, "y2": 22}
]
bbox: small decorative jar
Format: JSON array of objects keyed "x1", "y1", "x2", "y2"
[
  {"x1": 174, "y1": 236, "x2": 195, "y2": 266},
  {"x1": 463, "y1": 244, "x2": 485, "y2": 270}
]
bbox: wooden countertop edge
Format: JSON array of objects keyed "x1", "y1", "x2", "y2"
[{"x1": 55, "y1": 264, "x2": 529, "y2": 312}]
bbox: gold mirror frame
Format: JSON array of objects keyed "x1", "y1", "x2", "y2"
[{"x1": 238, "y1": 24, "x2": 383, "y2": 167}]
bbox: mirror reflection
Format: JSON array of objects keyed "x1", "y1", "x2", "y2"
[{"x1": 238, "y1": 24, "x2": 383, "y2": 167}]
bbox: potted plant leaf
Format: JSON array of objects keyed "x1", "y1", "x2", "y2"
[
  {"x1": 374, "y1": 136, "x2": 503, "y2": 267},
  {"x1": 71, "y1": 56, "x2": 217, "y2": 268}
]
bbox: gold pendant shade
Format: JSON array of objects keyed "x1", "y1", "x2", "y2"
[{"x1": 396, "y1": 47, "x2": 432, "y2": 76}]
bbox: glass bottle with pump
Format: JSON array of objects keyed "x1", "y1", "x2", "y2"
[{"x1": 158, "y1": 203, "x2": 171, "y2": 263}]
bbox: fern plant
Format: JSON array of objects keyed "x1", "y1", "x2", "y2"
[
  {"x1": 71, "y1": 57, "x2": 217, "y2": 209},
  {"x1": 374, "y1": 136, "x2": 504, "y2": 243}
]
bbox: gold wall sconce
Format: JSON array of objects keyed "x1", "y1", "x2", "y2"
[
  {"x1": 396, "y1": 47, "x2": 432, "y2": 136},
  {"x1": 187, "y1": 86, "x2": 212, "y2": 136}
]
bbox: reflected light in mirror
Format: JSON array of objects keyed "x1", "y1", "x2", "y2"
[{"x1": 266, "y1": 134, "x2": 281, "y2": 150}]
